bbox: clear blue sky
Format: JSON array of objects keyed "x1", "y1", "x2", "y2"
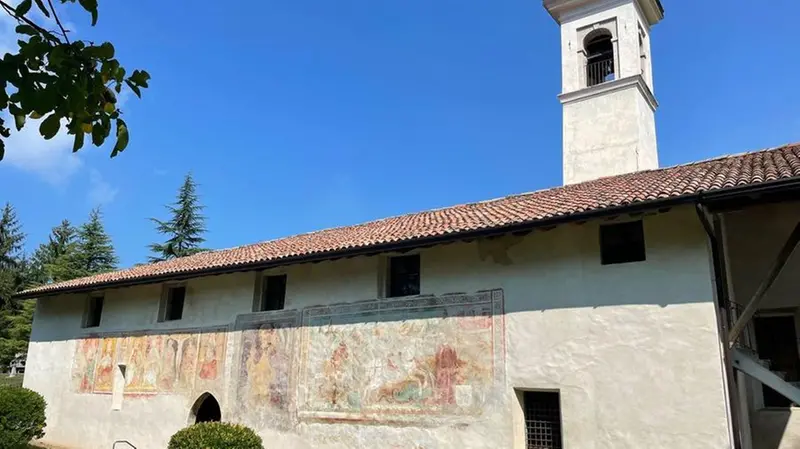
[{"x1": 1, "y1": 0, "x2": 799, "y2": 268}]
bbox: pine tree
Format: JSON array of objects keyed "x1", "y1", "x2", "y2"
[
  {"x1": 0, "y1": 203, "x2": 30, "y2": 367},
  {"x1": 31, "y1": 219, "x2": 83, "y2": 284},
  {"x1": 0, "y1": 203, "x2": 25, "y2": 309},
  {"x1": 149, "y1": 173, "x2": 207, "y2": 262},
  {"x1": 76, "y1": 208, "x2": 118, "y2": 275}
]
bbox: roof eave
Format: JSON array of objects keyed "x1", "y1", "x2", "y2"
[{"x1": 18, "y1": 175, "x2": 800, "y2": 300}]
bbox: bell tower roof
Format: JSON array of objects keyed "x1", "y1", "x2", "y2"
[{"x1": 544, "y1": 0, "x2": 664, "y2": 26}]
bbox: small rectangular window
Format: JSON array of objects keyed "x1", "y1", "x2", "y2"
[
  {"x1": 388, "y1": 254, "x2": 420, "y2": 298},
  {"x1": 600, "y1": 220, "x2": 646, "y2": 265},
  {"x1": 161, "y1": 285, "x2": 185, "y2": 322},
  {"x1": 259, "y1": 275, "x2": 287, "y2": 312},
  {"x1": 83, "y1": 295, "x2": 104, "y2": 328},
  {"x1": 523, "y1": 391, "x2": 563, "y2": 449}
]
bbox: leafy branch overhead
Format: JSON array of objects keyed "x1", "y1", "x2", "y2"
[{"x1": 0, "y1": 0, "x2": 150, "y2": 161}]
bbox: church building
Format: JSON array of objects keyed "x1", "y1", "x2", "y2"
[{"x1": 18, "y1": 1, "x2": 800, "y2": 448}]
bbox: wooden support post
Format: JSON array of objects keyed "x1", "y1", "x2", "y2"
[{"x1": 728, "y1": 221, "x2": 800, "y2": 348}]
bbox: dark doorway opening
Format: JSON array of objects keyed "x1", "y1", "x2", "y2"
[
  {"x1": 755, "y1": 315, "x2": 800, "y2": 407},
  {"x1": 193, "y1": 393, "x2": 221, "y2": 423}
]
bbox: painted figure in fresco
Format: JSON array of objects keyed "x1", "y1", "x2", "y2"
[
  {"x1": 319, "y1": 341, "x2": 350, "y2": 407},
  {"x1": 158, "y1": 336, "x2": 179, "y2": 391},
  {"x1": 179, "y1": 336, "x2": 198, "y2": 388},
  {"x1": 94, "y1": 338, "x2": 116, "y2": 392},
  {"x1": 433, "y1": 345, "x2": 463, "y2": 405},
  {"x1": 142, "y1": 335, "x2": 162, "y2": 391},
  {"x1": 244, "y1": 327, "x2": 280, "y2": 406},
  {"x1": 198, "y1": 333, "x2": 220, "y2": 380},
  {"x1": 125, "y1": 337, "x2": 147, "y2": 390},
  {"x1": 73, "y1": 338, "x2": 100, "y2": 393}
]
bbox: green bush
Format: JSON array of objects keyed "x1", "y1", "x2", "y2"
[
  {"x1": 0, "y1": 386, "x2": 47, "y2": 449},
  {"x1": 168, "y1": 422, "x2": 262, "y2": 449}
]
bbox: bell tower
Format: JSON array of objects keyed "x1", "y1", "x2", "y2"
[{"x1": 544, "y1": 0, "x2": 664, "y2": 185}]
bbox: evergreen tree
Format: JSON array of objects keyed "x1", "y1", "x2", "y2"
[
  {"x1": 0, "y1": 203, "x2": 25, "y2": 309},
  {"x1": 31, "y1": 220, "x2": 83, "y2": 284},
  {"x1": 0, "y1": 203, "x2": 30, "y2": 367},
  {"x1": 149, "y1": 173, "x2": 207, "y2": 262},
  {"x1": 76, "y1": 208, "x2": 118, "y2": 275}
]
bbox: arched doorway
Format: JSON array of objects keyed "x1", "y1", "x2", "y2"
[{"x1": 190, "y1": 393, "x2": 221, "y2": 424}]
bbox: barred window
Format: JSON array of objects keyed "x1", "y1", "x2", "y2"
[{"x1": 523, "y1": 391, "x2": 563, "y2": 449}]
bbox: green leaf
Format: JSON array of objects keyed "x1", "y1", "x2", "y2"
[
  {"x1": 129, "y1": 70, "x2": 150, "y2": 88},
  {"x1": 99, "y1": 42, "x2": 114, "y2": 59},
  {"x1": 33, "y1": 0, "x2": 49, "y2": 17},
  {"x1": 15, "y1": 25, "x2": 37, "y2": 36},
  {"x1": 72, "y1": 131, "x2": 84, "y2": 152},
  {"x1": 91, "y1": 122, "x2": 104, "y2": 145},
  {"x1": 39, "y1": 113, "x2": 60, "y2": 139},
  {"x1": 15, "y1": 0, "x2": 32, "y2": 16},
  {"x1": 112, "y1": 119, "x2": 128, "y2": 156},
  {"x1": 48, "y1": 45, "x2": 66, "y2": 67},
  {"x1": 87, "y1": 43, "x2": 114, "y2": 59},
  {"x1": 103, "y1": 102, "x2": 115, "y2": 114},
  {"x1": 125, "y1": 79, "x2": 141, "y2": 98},
  {"x1": 78, "y1": 0, "x2": 98, "y2": 25},
  {"x1": 14, "y1": 114, "x2": 24, "y2": 131},
  {"x1": 29, "y1": 111, "x2": 42, "y2": 119}
]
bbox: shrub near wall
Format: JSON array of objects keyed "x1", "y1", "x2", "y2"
[
  {"x1": 168, "y1": 422, "x2": 263, "y2": 449},
  {"x1": 0, "y1": 386, "x2": 47, "y2": 449}
]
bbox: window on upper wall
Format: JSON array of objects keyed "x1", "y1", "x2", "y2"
[
  {"x1": 83, "y1": 294, "x2": 104, "y2": 328},
  {"x1": 522, "y1": 391, "x2": 563, "y2": 449},
  {"x1": 600, "y1": 220, "x2": 646, "y2": 265},
  {"x1": 257, "y1": 274, "x2": 287, "y2": 312},
  {"x1": 159, "y1": 285, "x2": 186, "y2": 322},
  {"x1": 387, "y1": 254, "x2": 420, "y2": 298}
]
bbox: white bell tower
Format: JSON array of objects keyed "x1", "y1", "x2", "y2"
[{"x1": 544, "y1": 0, "x2": 664, "y2": 185}]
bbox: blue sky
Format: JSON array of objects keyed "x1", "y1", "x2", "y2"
[{"x1": 2, "y1": 0, "x2": 799, "y2": 268}]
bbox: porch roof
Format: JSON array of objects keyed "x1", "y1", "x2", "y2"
[{"x1": 18, "y1": 143, "x2": 800, "y2": 299}]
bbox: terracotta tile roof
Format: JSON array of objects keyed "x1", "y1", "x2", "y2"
[{"x1": 20, "y1": 143, "x2": 800, "y2": 297}]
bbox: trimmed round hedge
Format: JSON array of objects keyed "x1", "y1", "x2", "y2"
[
  {"x1": 0, "y1": 386, "x2": 47, "y2": 449},
  {"x1": 168, "y1": 422, "x2": 262, "y2": 449}
]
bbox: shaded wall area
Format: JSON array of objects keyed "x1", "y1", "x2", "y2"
[{"x1": 723, "y1": 201, "x2": 800, "y2": 449}]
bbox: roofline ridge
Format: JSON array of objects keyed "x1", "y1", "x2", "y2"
[{"x1": 18, "y1": 142, "x2": 800, "y2": 297}]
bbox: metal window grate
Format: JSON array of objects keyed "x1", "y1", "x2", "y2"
[{"x1": 524, "y1": 391, "x2": 562, "y2": 449}]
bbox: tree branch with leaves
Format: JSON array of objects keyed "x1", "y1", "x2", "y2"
[{"x1": 0, "y1": 0, "x2": 150, "y2": 160}]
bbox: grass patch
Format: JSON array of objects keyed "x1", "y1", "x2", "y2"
[{"x1": 0, "y1": 375, "x2": 24, "y2": 388}]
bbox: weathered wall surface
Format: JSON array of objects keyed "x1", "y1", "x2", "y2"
[{"x1": 25, "y1": 207, "x2": 731, "y2": 449}]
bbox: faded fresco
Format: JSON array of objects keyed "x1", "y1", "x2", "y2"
[
  {"x1": 70, "y1": 329, "x2": 227, "y2": 396},
  {"x1": 233, "y1": 310, "x2": 299, "y2": 429},
  {"x1": 299, "y1": 290, "x2": 504, "y2": 421},
  {"x1": 68, "y1": 290, "x2": 504, "y2": 428},
  {"x1": 93, "y1": 338, "x2": 117, "y2": 393},
  {"x1": 196, "y1": 331, "x2": 227, "y2": 391},
  {"x1": 71, "y1": 338, "x2": 100, "y2": 393}
]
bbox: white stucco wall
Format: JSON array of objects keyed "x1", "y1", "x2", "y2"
[
  {"x1": 25, "y1": 206, "x2": 731, "y2": 449},
  {"x1": 562, "y1": 82, "x2": 657, "y2": 184}
]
